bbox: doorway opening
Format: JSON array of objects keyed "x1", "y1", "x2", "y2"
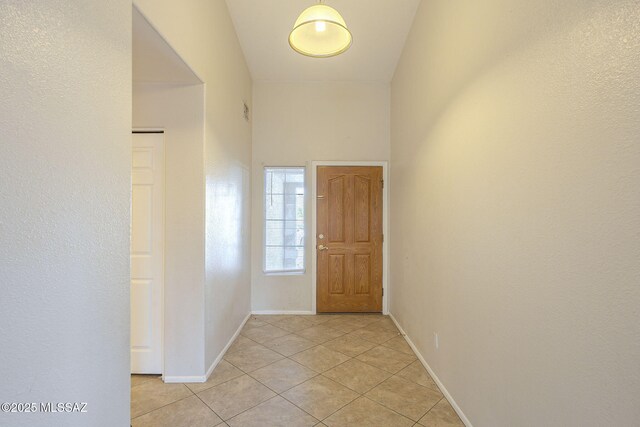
[{"x1": 132, "y1": 5, "x2": 204, "y2": 381}]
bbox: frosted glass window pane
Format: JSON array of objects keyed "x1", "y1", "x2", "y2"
[
  {"x1": 283, "y1": 220, "x2": 304, "y2": 246},
  {"x1": 284, "y1": 247, "x2": 300, "y2": 270},
  {"x1": 296, "y1": 195, "x2": 304, "y2": 220},
  {"x1": 265, "y1": 247, "x2": 284, "y2": 271},
  {"x1": 287, "y1": 171, "x2": 304, "y2": 183},
  {"x1": 265, "y1": 195, "x2": 284, "y2": 220},
  {"x1": 264, "y1": 167, "x2": 305, "y2": 273},
  {"x1": 267, "y1": 170, "x2": 285, "y2": 193},
  {"x1": 265, "y1": 220, "x2": 284, "y2": 246}
]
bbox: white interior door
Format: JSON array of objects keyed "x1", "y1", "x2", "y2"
[{"x1": 131, "y1": 132, "x2": 164, "y2": 374}]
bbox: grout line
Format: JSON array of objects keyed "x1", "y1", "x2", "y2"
[
  {"x1": 277, "y1": 382, "x2": 358, "y2": 422},
  {"x1": 217, "y1": 393, "x2": 279, "y2": 422},
  {"x1": 130, "y1": 391, "x2": 195, "y2": 420},
  {"x1": 132, "y1": 314, "x2": 405, "y2": 424},
  {"x1": 192, "y1": 390, "x2": 225, "y2": 422},
  {"x1": 389, "y1": 314, "x2": 471, "y2": 426},
  {"x1": 130, "y1": 374, "x2": 162, "y2": 390},
  {"x1": 357, "y1": 396, "x2": 417, "y2": 424},
  {"x1": 271, "y1": 393, "x2": 321, "y2": 423},
  {"x1": 364, "y1": 381, "x2": 442, "y2": 423}
]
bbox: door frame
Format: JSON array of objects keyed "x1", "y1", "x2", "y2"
[
  {"x1": 132, "y1": 128, "x2": 166, "y2": 377},
  {"x1": 311, "y1": 161, "x2": 389, "y2": 314}
]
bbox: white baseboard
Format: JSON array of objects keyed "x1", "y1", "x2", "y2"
[
  {"x1": 251, "y1": 310, "x2": 315, "y2": 315},
  {"x1": 164, "y1": 312, "x2": 251, "y2": 384},
  {"x1": 163, "y1": 375, "x2": 206, "y2": 383},
  {"x1": 205, "y1": 312, "x2": 252, "y2": 379},
  {"x1": 389, "y1": 313, "x2": 473, "y2": 427}
]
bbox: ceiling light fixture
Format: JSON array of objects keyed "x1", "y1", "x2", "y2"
[{"x1": 288, "y1": 0, "x2": 352, "y2": 58}]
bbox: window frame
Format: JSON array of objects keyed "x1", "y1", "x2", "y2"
[{"x1": 262, "y1": 166, "x2": 306, "y2": 275}]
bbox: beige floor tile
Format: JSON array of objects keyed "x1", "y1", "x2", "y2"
[
  {"x1": 250, "y1": 359, "x2": 318, "y2": 393},
  {"x1": 380, "y1": 335, "x2": 414, "y2": 355},
  {"x1": 365, "y1": 376, "x2": 442, "y2": 421},
  {"x1": 322, "y1": 335, "x2": 377, "y2": 357},
  {"x1": 356, "y1": 346, "x2": 416, "y2": 373},
  {"x1": 227, "y1": 336, "x2": 262, "y2": 354},
  {"x1": 243, "y1": 318, "x2": 269, "y2": 331},
  {"x1": 131, "y1": 395, "x2": 222, "y2": 427},
  {"x1": 321, "y1": 318, "x2": 364, "y2": 333},
  {"x1": 224, "y1": 344, "x2": 284, "y2": 373},
  {"x1": 131, "y1": 374, "x2": 161, "y2": 388},
  {"x1": 197, "y1": 375, "x2": 276, "y2": 420},
  {"x1": 265, "y1": 333, "x2": 317, "y2": 356},
  {"x1": 241, "y1": 324, "x2": 290, "y2": 344},
  {"x1": 323, "y1": 397, "x2": 414, "y2": 427},
  {"x1": 367, "y1": 317, "x2": 398, "y2": 332},
  {"x1": 396, "y1": 360, "x2": 440, "y2": 391},
  {"x1": 227, "y1": 396, "x2": 318, "y2": 427},
  {"x1": 347, "y1": 328, "x2": 399, "y2": 345},
  {"x1": 419, "y1": 398, "x2": 464, "y2": 427},
  {"x1": 290, "y1": 345, "x2": 351, "y2": 373},
  {"x1": 130, "y1": 315, "x2": 444, "y2": 426},
  {"x1": 296, "y1": 325, "x2": 345, "y2": 344},
  {"x1": 273, "y1": 316, "x2": 316, "y2": 332},
  {"x1": 304, "y1": 315, "x2": 333, "y2": 325},
  {"x1": 131, "y1": 378, "x2": 193, "y2": 418},
  {"x1": 281, "y1": 376, "x2": 359, "y2": 420},
  {"x1": 418, "y1": 398, "x2": 464, "y2": 427},
  {"x1": 322, "y1": 359, "x2": 392, "y2": 393},
  {"x1": 340, "y1": 315, "x2": 382, "y2": 328},
  {"x1": 252, "y1": 314, "x2": 293, "y2": 324},
  {"x1": 187, "y1": 360, "x2": 244, "y2": 393}
]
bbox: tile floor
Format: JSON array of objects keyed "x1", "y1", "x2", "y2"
[{"x1": 130, "y1": 314, "x2": 465, "y2": 427}]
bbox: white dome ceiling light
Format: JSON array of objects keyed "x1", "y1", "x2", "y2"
[{"x1": 288, "y1": 1, "x2": 352, "y2": 58}]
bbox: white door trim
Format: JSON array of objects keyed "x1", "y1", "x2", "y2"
[
  {"x1": 131, "y1": 129, "x2": 166, "y2": 376},
  {"x1": 311, "y1": 161, "x2": 389, "y2": 315}
]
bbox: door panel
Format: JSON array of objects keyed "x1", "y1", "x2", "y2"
[
  {"x1": 354, "y1": 254, "x2": 371, "y2": 295},
  {"x1": 317, "y1": 166, "x2": 382, "y2": 313},
  {"x1": 131, "y1": 133, "x2": 164, "y2": 374},
  {"x1": 354, "y1": 175, "x2": 371, "y2": 242},
  {"x1": 329, "y1": 254, "x2": 346, "y2": 294},
  {"x1": 328, "y1": 176, "x2": 346, "y2": 243}
]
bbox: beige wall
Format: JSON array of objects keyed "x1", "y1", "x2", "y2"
[
  {"x1": 251, "y1": 81, "x2": 390, "y2": 312},
  {"x1": 390, "y1": 1, "x2": 640, "y2": 426},
  {"x1": 0, "y1": 1, "x2": 131, "y2": 425},
  {"x1": 133, "y1": 83, "x2": 206, "y2": 378},
  {"x1": 134, "y1": 0, "x2": 252, "y2": 374}
]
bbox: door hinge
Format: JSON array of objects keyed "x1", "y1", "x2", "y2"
[
  {"x1": 382, "y1": 288, "x2": 384, "y2": 296},
  {"x1": 381, "y1": 179, "x2": 384, "y2": 188},
  {"x1": 381, "y1": 234, "x2": 384, "y2": 243}
]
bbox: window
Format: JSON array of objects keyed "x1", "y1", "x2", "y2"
[{"x1": 264, "y1": 167, "x2": 305, "y2": 273}]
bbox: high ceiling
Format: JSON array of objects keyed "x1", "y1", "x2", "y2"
[
  {"x1": 133, "y1": 7, "x2": 202, "y2": 84},
  {"x1": 225, "y1": 0, "x2": 421, "y2": 82}
]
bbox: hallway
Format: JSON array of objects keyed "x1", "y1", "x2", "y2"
[
  {"x1": 3, "y1": 1, "x2": 640, "y2": 426},
  {"x1": 131, "y1": 314, "x2": 463, "y2": 426}
]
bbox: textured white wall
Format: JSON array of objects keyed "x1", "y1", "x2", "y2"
[
  {"x1": 133, "y1": 83, "x2": 206, "y2": 378},
  {"x1": 391, "y1": 1, "x2": 640, "y2": 426},
  {"x1": 134, "y1": 0, "x2": 253, "y2": 373},
  {"x1": 0, "y1": 1, "x2": 131, "y2": 426},
  {"x1": 251, "y1": 81, "x2": 390, "y2": 312}
]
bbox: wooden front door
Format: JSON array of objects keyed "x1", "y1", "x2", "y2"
[{"x1": 317, "y1": 166, "x2": 383, "y2": 313}]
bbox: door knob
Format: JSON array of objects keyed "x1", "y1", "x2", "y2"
[{"x1": 318, "y1": 245, "x2": 329, "y2": 251}]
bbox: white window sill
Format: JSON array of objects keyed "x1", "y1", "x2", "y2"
[{"x1": 263, "y1": 270, "x2": 306, "y2": 276}]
